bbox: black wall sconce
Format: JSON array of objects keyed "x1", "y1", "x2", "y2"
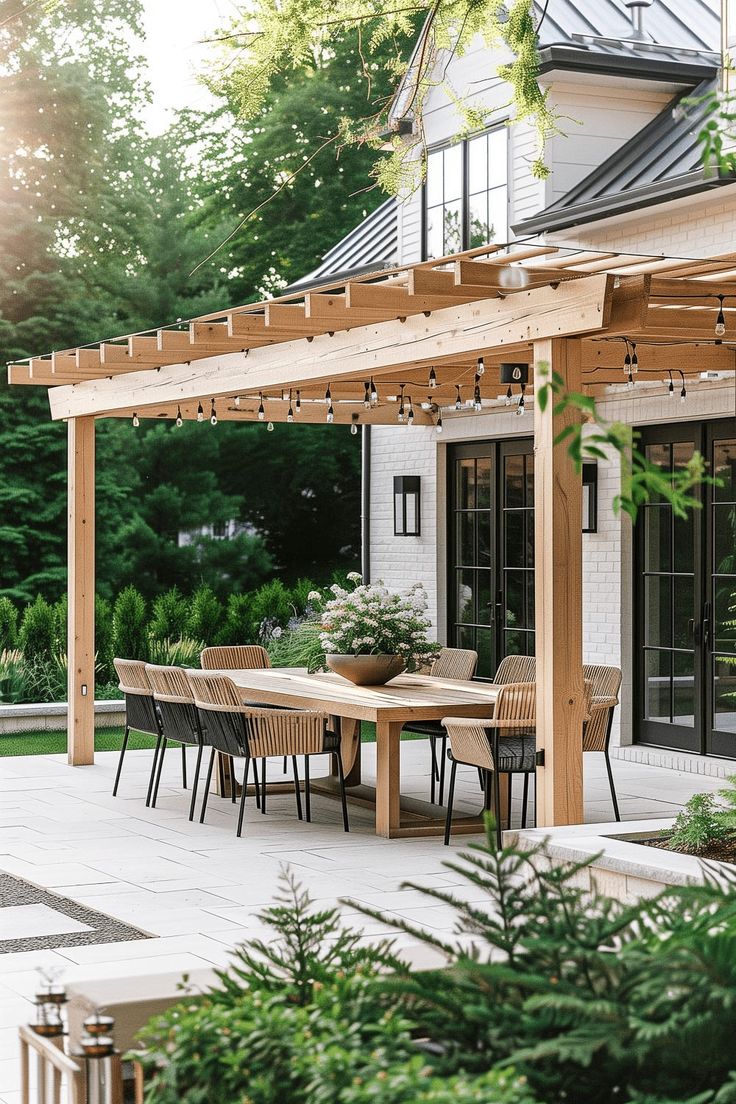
[
  {"x1": 499, "y1": 362, "x2": 530, "y2": 385},
  {"x1": 394, "y1": 476, "x2": 421, "y2": 536},
  {"x1": 582, "y1": 462, "x2": 598, "y2": 533}
]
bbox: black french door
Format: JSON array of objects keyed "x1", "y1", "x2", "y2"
[
  {"x1": 635, "y1": 420, "x2": 736, "y2": 757},
  {"x1": 448, "y1": 439, "x2": 534, "y2": 680}
]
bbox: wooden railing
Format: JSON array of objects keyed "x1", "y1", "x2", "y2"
[{"x1": 18, "y1": 1024, "x2": 124, "y2": 1104}]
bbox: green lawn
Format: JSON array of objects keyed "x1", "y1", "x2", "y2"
[{"x1": 0, "y1": 722, "x2": 394, "y2": 756}]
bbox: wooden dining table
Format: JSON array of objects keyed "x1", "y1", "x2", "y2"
[{"x1": 209, "y1": 668, "x2": 501, "y2": 838}]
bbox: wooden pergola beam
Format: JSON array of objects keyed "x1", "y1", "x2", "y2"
[{"x1": 48, "y1": 275, "x2": 615, "y2": 420}]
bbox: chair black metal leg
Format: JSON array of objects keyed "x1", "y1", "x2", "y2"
[
  {"x1": 188, "y1": 744, "x2": 204, "y2": 822},
  {"x1": 492, "y1": 768, "x2": 502, "y2": 848},
  {"x1": 477, "y1": 767, "x2": 485, "y2": 791},
  {"x1": 181, "y1": 744, "x2": 187, "y2": 789},
  {"x1": 438, "y1": 735, "x2": 447, "y2": 805},
  {"x1": 145, "y1": 733, "x2": 163, "y2": 807},
  {"x1": 483, "y1": 769, "x2": 492, "y2": 811},
  {"x1": 261, "y1": 758, "x2": 267, "y2": 813},
  {"x1": 443, "y1": 760, "x2": 457, "y2": 846},
  {"x1": 237, "y1": 757, "x2": 251, "y2": 837},
  {"x1": 151, "y1": 738, "x2": 168, "y2": 808},
  {"x1": 252, "y1": 758, "x2": 261, "y2": 809},
  {"x1": 604, "y1": 750, "x2": 620, "y2": 821},
  {"x1": 200, "y1": 747, "x2": 216, "y2": 824},
  {"x1": 216, "y1": 753, "x2": 225, "y2": 797},
  {"x1": 334, "y1": 750, "x2": 350, "y2": 832},
  {"x1": 112, "y1": 725, "x2": 130, "y2": 797},
  {"x1": 429, "y1": 737, "x2": 438, "y2": 804},
  {"x1": 304, "y1": 756, "x2": 311, "y2": 822},
  {"x1": 283, "y1": 756, "x2": 288, "y2": 773},
  {"x1": 507, "y1": 773, "x2": 513, "y2": 829},
  {"x1": 292, "y1": 756, "x2": 303, "y2": 821},
  {"x1": 521, "y1": 773, "x2": 529, "y2": 829}
]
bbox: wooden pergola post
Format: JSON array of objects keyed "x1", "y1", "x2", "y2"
[
  {"x1": 67, "y1": 416, "x2": 95, "y2": 765},
  {"x1": 533, "y1": 338, "x2": 585, "y2": 826}
]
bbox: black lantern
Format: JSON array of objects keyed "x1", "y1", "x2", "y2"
[
  {"x1": 582, "y1": 462, "x2": 598, "y2": 533},
  {"x1": 499, "y1": 363, "x2": 529, "y2": 385},
  {"x1": 393, "y1": 476, "x2": 420, "y2": 536}
]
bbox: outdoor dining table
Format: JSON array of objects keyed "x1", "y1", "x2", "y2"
[{"x1": 208, "y1": 667, "x2": 501, "y2": 838}]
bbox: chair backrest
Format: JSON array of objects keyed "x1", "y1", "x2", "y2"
[
  {"x1": 145, "y1": 664, "x2": 201, "y2": 747},
  {"x1": 582, "y1": 665, "x2": 622, "y2": 752},
  {"x1": 490, "y1": 681, "x2": 536, "y2": 730},
  {"x1": 430, "y1": 647, "x2": 478, "y2": 681},
  {"x1": 441, "y1": 718, "x2": 495, "y2": 771},
  {"x1": 494, "y1": 654, "x2": 536, "y2": 684},
  {"x1": 200, "y1": 645, "x2": 272, "y2": 671},
  {"x1": 244, "y1": 709, "x2": 328, "y2": 758},
  {"x1": 185, "y1": 671, "x2": 248, "y2": 757},
  {"x1": 114, "y1": 658, "x2": 160, "y2": 737}
]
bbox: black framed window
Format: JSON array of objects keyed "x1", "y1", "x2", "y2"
[{"x1": 424, "y1": 126, "x2": 508, "y2": 259}]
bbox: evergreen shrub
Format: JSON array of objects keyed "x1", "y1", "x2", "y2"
[
  {"x1": 0, "y1": 598, "x2": 18, "y2": 652},
  {"x1": 112, "y1": 586, "x2": 148, "y2": 661},
  {"x1": 186, "y1": 585, "x2": 223, "y2": 645},
  {"x1": 150, "y1": 587, "x2": 189, "y2": 643}
]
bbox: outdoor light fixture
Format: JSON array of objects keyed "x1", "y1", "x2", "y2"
[
  {"x1": 499, "y1": 363, "x2": 529, "y2": 386},
  {"x1": 176, "y1": 405, "x2": 183, "y2": 427},
  {"x1": 324, "y1": 383, "x2": 332, "y2": 405},
  {"x1": 210, "y1": 399, "x2": 217, "y2": 426},
  {"x1": 132, "y1": 413, "x2": 139, "y2": 427},
  {"x1": 287, "y1": 400, "x2": 294, "y2": 423},
  {"x1": 267, "y1": 420, "x2": 275, "y2": 432},
  {"x1": 473, "y1": 372, "x2": 482, "y2": 411},
  {"x1": 476, "y1": 356, "x2": 485, "y2": 376},
  {"x1": 455, "y1": 385, "x2": 462, "y2": 410},
  {"x1": 327, "y1": 403, "x2": 334, "y2": 423},
  {"x1": 234, "y1": 395, "x2": 241, "y2": 408},
  {"x1": 582, "y1": 462, "x2": 598, "y2": 533},
  {"x1": 716, "y1": 294, "x2": 726, "y2": 337},
  {"x1": 407, "y1": 396, "x2": 415, "y2": 425},
  {"x1": 295, "y1": 390, "x2": 301, "y2": 413},
  {"x1": 370, "y1": 377, "x2": 378, "y2": 404},
  {"x1": 196, "y1": 402, "x2": 204, "y2": 423},
  {"x1": 393, "y1": 476, "x2": 421, "y2": 536},
  {"x1": 667, "y1": 370, "x2": 675, "y2": 397},
  {"x1": 436, "y1": 409, "x2": 443, "y2": 433},
  {"x1": 678, "y1": 369, "x2": 687, "y2": 403},
  {"x1": 398, "y1": 384, "x2": 405, "y2": 423},
  {"x1": 516, "y1": 383, "x2": 526, "y2": 417},
  {"x1": 428, "y1": 366, "x2": 437, "y2": 389},
  {"x1": 258, "y1": 393, "x2": 265, "y2": 420},
  {"x1": 363, "y1": 381, "x2": 372, "y2": 408},
  {"x1": 351, "y1": 414, "x2": 359, "y2": 435}
]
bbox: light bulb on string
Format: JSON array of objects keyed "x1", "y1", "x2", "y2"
[
  {"x1": 716, "y1": 294, "x2": 726, "y2": 338},
  {"x1": 436, "y1": 409, "x2": 443, "y2": 434},
  {"x1": 473, "y1": 373, "x2": 482, "y2": 412},
  {"x1": 258, "y1": 393, "x2": 265, "y2": 420},
  {"x1": 407, "y1": 397, "x2": 415, "y2": 426},
  {"x1": 234, "y1": 395, "x2": 240, "y2": 408},
  {"x1": 398, "y1": 385, "x2": 405, "y2": 423},
  {"x1": 679, "y1": 370, "x2": 687, "y2": 403},
  {"x1": 210, "y1": 399, "x2": 217, "y2": 426},
  {"x1": 667, "y1": 371, "x2": 674, "y2": 398},
  {"x1": 175, "y1": 405, "x2": 183, "y2": 427},
  {"x1": 363, "y1": 382, "x2": 371, "y2": 409},
  {"x1": 350, "y1": 419, "x2": 358, "y2": 436},
  {"x1": 327, "y1": 403, "x2": 334, "y2": 424},
  {"x1": 505, "y1": 385, "x2": 513, "y2": 406},
  {"x1": 516, "y1": 383, "x2": 526, "y2": 417},
  {"x1": 370, "y1": 377, "x2": 378, "y2": 404},
  {"x1": 623, "y1": 340, "x2": 631, "y2": 375},
  {"x1": 287, "y1": 404, "x2": 294, "y2": 423},
  {"x1": 196, "y1": 402, "x2": 204, "y2": 423},
  {"x1": 295, "y1": 390, "x2": 301, "y2": 413},
  {"x1": 267, "y1": 420, "x2": 274, "y2": 432},
  {"x1": 324, "y1": 383, "x2": 331, "y2": 405},
  {"x1": 455, "y1": 385, "x2": 462, "y2": 411},
  {"x1": 630, "y1": 342, "x2": 638, "y2": 374},
  {"x1": 476, "y1": 356, "x2": 485, "y2": 377},
  {"x1": 132, "y1": 412, "x2": 139, "y2": 428},
  {"x1": 428, "y1": 366, "x2": 437, "y2": 389}
]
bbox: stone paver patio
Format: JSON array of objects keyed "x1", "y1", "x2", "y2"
[{"x1": 0, "y1": 742, "x2": 723, "y2": 1102}]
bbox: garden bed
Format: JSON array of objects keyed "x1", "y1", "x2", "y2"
[
  {"x1": 0, "y1": 699, "x2": 124, "y2": 735},
  {"x1": 637, "y1": 833, "x2": 736, "y2": 865}
]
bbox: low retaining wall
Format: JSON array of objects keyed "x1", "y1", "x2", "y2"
[
  {"x1": 508, "y1": 819, "x2": 734, "y2": 900},
  {"x1": 0, "y1": 700, "x2": 125, "y2": 735}
]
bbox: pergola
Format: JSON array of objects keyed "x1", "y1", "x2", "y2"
[{"x1": 9, "y1": 241, "x2": 736, "y2": 828}]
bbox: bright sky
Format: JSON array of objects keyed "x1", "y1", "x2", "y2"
[{"x1": 140, "y1": 0, "x2": 241, "y2": 133}]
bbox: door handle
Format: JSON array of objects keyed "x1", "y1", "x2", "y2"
[
  {"x1": 702, "y1": 602, "x2": 711, "y2": 649},
  {"x1": 687, "y1": 618, "x2": 695, "y2": 641}
]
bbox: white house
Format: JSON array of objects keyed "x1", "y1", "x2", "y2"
[{"x1": 299, "y1": 0, "x2": 736, "y2": 772}]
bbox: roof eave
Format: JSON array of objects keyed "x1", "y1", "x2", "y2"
[
  {"x1": 537, "y1": 46, "x2": 719, "y2": 85},
  {"x1": 512, "y1": 171, "x2": 734, "y2": 236}
]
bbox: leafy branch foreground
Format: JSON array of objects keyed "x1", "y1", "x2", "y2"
[{"x1": 135, "y1": 822, "x2": 736, "y2": 1104}]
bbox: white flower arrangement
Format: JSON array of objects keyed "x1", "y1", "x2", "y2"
[{"x1": 310, "y1": 574, "x2": 439, "y2": 671}]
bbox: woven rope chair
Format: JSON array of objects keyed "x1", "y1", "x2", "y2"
[
  {"x1": 494, "y1": 654, "x2": 536, "y2": 684},
  {"x1": 145, "y1": 665, "x2": 206, "y2": 820},
  {"x1": 441, "y1": 680, "x2": 537, "y2": 846},
  {"x1": 187, "y1": 672, "x2": 349, "y2": 835},
  {"x1": 112, "y1": 658, "x2": 163, "y2": 804},
  {"x1": 403, "y1": 648, "x2": 478, "y2": 806},
  {"x1": 583, "y1": 664, "x2": 622, "y2": 821},
  {"x1": 200, "y1": 645, "x2": 272, "y2": 671}
]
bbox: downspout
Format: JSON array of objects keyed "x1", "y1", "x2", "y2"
[{"x1": 361, "y1": 425, "x2": 371, "y2": 583}]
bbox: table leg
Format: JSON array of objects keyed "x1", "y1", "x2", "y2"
[{"x1": 375, "y1": 719, "x2": 402, "y2": 838}]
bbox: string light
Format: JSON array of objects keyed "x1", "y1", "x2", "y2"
[
  {"x1": 350, "y1": 415, "x2": 359, "y2": 436},
  {"x1": 505, "y1": 385, "x2": 513, "y2": 406},
  {"x1": 267, "y1": 420, "x2": 275, "y2": 432},
  {"x1": 678, "y1": 369, "x2": 687, "y2": 403},
  {"x1": 428, "y1": 366, "x2": 437, "y2": 389},
  {"x1": 327, "y1": 403, "x2": 334, "y2": 423},
  {"x1": 210, "y1": 399, "x2": 217, "y2": 426},
  {"x1": 516, "y1": 382, "x2": 526, "y2": 417},
  {"x1": 197, "y1": 402, "x2": 204, "y2": 423},
  {"x1": 175, "y1": 405, "x2": 183, "y2": 427},
  {"x1": 667, "y1": 370, "x2": 675, "y2": 397},
  {"x1": 630, "y1": 342, "x2": 638, "y2": 373},
  {"x1": 476, "y1": 356, "x2": 485, "y2": 377},
  {"x1": 623, "y1": 341, "x2": 632, "y2": 375},
  {"x1": 234, "y1": 395, "x2": 240, "y2": 408},
  {"x1": 324, "y1": 383, "x2": 331, "y2": 405},
  {"x1": 436, "y1": 409, "x2": 443, "y2": 434},
  {"x1": 295, "y1": 390, "x2": 301, "y2": 413},
  {"x1": 407, "y1": 396, "x2": 415, "y2": 425},
  {"x1": 258, "y1": 393, "x2": 265, "y2": 420},
  {"x1": 398, "y1": 384, "x2": 405, "y2": 423},
  {"x1": 363, "y1": 382, "x2": 371, "y2": 408},
  {"x1": 716, "y1": 294, "x2": 726, "y2": 338},
  {"x1": 287, "y1": 392, "x2": 294, "y2": 423},
  {"x1": 132, "y1": 412, "x2": 139, "y2": 428},
  {"x1": 455, "y1": 385, "x2": 462, "y2": 411},
  {"x1": 370, "y1": 378, "x2": 378, "y2": 404},
  {"x1": 473, "y1": 372, "x2": 482, "y2": 412}
]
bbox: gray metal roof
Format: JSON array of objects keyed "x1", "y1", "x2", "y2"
[
  {"x1": 290, "y1": 197, "x2": 397, "y2": 287},
  {"x1": 536, "y1": 0, "x2": 720, "y2": 58},
  {"x1": 514, "y1": 78, "x2": 732, "y2": 235}
]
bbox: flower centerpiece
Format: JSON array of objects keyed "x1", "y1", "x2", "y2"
[{"x1": 308, "y1": 573, "x2": 439, "y2": 686}]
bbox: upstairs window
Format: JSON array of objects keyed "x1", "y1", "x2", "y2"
[{"x1": 424, "y1": 127, "x2": 508, "y2": 259}]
